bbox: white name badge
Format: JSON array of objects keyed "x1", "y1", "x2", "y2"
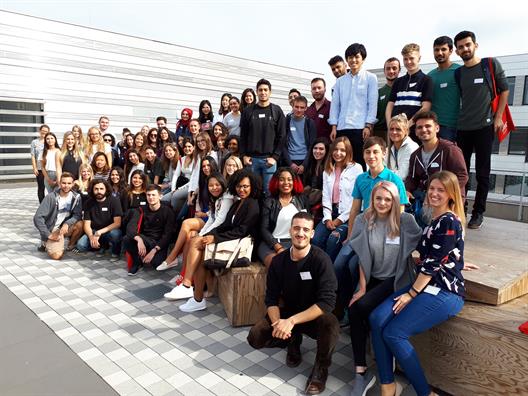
[
  {"x1": 140, "y1": 201, "x2": 146, "y2": 206},
  {"x1": 318, "y1": 114, "x2": 325, "y2": 119},
  {"x1": 380, "y1": 95, "x2": 386, "y2": 100},
  {"x1": 430, "y1": 162, "x2": 440, "y2": 168},
  {"x1": 386, "y1": 236, "x2": 400, "y2": 245},
  {"x1": 300, "y1": 271, "x2": 312, "y2": 280},
  {"x1": 424, "y1": 285, "x2": 441, "y2": 295},
  {"x1": 102, "y1": 207, "x2": 108, "y2": 212},
  {"x1": 409, "y1": 82, "x2": 417, "y2": 88},
  {"x1": 440, "y1": 83, "x2": 448, "y2": 88},
  {"x1": 474, "y1": 78, "x2": 484, "y2": 84},
  {"x1": 258, "y1": 113, "x2": 266, "y2": 118},
  {"x1": 290, "y1": 127, "x2": 296, "y2": 131}
]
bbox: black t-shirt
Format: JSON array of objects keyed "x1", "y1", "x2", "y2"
[
  {"x1": 144, "y1": 158, "x2": 164, "y2": 184},
  {"x1": 62, "y1": 151, "x2": 82, "y2": 179},
  {"x1": 127, "y1": 192, "x2": 147, "y2": 210},
  {"x1": 84, "y1": 196, "x2": 123, "y2": 230}
]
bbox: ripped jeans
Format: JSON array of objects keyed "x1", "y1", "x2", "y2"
[{"x1": 312, "y1": 205, "x2": 348, "y2": 261}]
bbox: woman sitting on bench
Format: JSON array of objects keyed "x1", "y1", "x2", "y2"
[
  {"x1": 167, "y1": 168, "x2": 261, "y2": 313},
  {"x1": 369, "y1": 170, "x2": 466, "y2": 396}
]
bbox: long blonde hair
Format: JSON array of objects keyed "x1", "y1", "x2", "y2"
[
  {"x1": 72, "y1": 125, "x2": 86, "y2": 149},
  {"x1": 364, "y1": 181, "x2": 401, "y2": 238},
  {"x1": 76, "y1": 163, "x2": 94, "y2": 193},
  {"x1": 86, "y1": 126, "x2": 105, "y2": 158},
  {"x1": 60, "y1": 131, "x2": 85, "y2": 163},
  {"x1": 427, "y1": 171, "x2": 466, "y2": 229}
]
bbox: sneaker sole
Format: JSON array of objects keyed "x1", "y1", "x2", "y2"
[
  {"x1": 362, "y1": 375, "x2": 376, "y2": 396},
  {"x1": 164, "y1": 293, "x2": 193, "y2": 301}
]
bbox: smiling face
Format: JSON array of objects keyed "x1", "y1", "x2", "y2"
[
  {"x1": 228, "y1": 138, "x2": 238, "y2": 153},
  {"x1": 81, "y1": 167, "x2": 92, "y2": 181},
  {"x1": 311, "y1": 80, "x2": 326, "y2": 101},
  {"x1": 146, "y1": 189, "x2": 161, "y2": 206},
  {"x1": 257, "y1": 84, "x2": 271, "y2": 103},
  {"x1": 373, "y1": 187, "x2": 393, "y2": 218},
  {"x1": 201, "y1": 159, "x2": 211, "y2": 176},
  {"x1": 159, "y1": 129, "x2": 169, "y2": 141},
  {"x1": 332, "y1": 141, "x2": 347, "y2": 164},
  {"x1": 384, "y1": 60, "x2": 400, "y2": 82},
  {"x1": 312, "y1": 142, "x2": 326, "y2": 161},
  {"x1": 363, "y1": 144, "x2": 386, "y2": 170},
  {"x1": 189, "y1": 120, "x2": 201, "y2": 135},
  {"x1": 389, "y1": 121, "x2": 408, "y2": 145},
  {"x1": 208, "y1": 177, "x2": 223, "y2": 198},
  {"x1": 427, "y1": 179, "x2": 449, "y2": 212},
  {"x1": 292, "y1": 100, "x2": 307, "y2": 118},
  {"x1": 164, "y1": 145, "x2": 176, "y2": 160},
  {"x1": 131, "y1": 173, "x2": 143, "y2": 188},
  {"x1": 403, "y1": 51, "x2": 420, "y2": 74},
  {"x1": 94, "y1": 155, "x2": 107, "y2": 170},
  {"x1": 347, "y1": 53, "x2": 364, "y2": 74},
  {"x1": 278, "y1": 170, "x2": 293, "y2": 195},
  {"x1": 224, "y1": 158, "x2": 238, "y2": 175},
  {"x1": 290, "y1": 217, "x2": 315, "y2": 250},
  {"x1": 244, "y1": 91, "x2": 255, "y2": 104},
  {"x1": 145, "y1": 148, "x2": 156, "y2": 163},
  {"x1": 89, "y1": 129, "x2": 101, "y2": 143},
  {"x1": 236, "y1": 177, "x2": 251, "y2": 199},
  {"x1": 196, "y1": 136, "x2": 207, "y2": 151},
  {"x1": 330, "y1": 61, "x2": 347, "y2": 78},
  {"x1": 128, "y1": 152, "x2": 140, "y2": 165},
  {"x1": 416, "y1": 118, "x2": 439, "y2": 144},
  {"x1": 455, "y1": 36, "x2": 478, "y2": 62},
  {"x1": 110, "y1": 169, "x2": 120, "y2": 185},
  {"x1": 125, "y1": 134, "x2": 134, "y2": 148},
  {"x1": 65, "y1": 134, "x2": 75, "y2": 149},
  {"x1": 183, "y1": 142, "x2": 194, "y2": 156},
  {"x1": 59, "y1": 176, "x2": 74, "y2": 194},
  {"x1": 433, "y1": 43, "x2": 452, "y2": 65},
  {"x1": 229, "y1": 98, "x2": 240, "y2": 113},
  {"x1": 221, "y1": 95, "x2": 230, "y2": 111},
  {"x1": 201, "y1": 103, "x2": 211, "y2": 115},
  {"x1": 134, "y1": 134, "x2": 144, "y2": 147},
  {"x1": 213, "y1": 125, "x2": 223, "y2": 138}
]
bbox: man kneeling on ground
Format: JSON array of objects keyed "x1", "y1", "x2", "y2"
[
  {"x1": 33, "y1": 172, "x2": 83, "y2": 259},
  {"x1": 123, "y1": 184, "x2": 174, "y2": 275},
  {"x1": 247, "y1": 212, "x2": 339, "y2": 395}
]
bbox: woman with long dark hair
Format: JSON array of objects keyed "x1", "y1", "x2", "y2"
[
  {"x1": 216, "y1": 93, "x2": 232, "y2": 122},
  {"x1": 108, "y1": 166, "x2": 128, "y2": 211},
  {"x1": 240, "y1": 88, "x2": 256, "y2": 111},
  {"x1": 303, "y1": 137, "x2": 330, "y2": 190},
  {"x1": 91, "y1": 151, "x2": 112, "y2": 181},
  {"x1": 41, "y1": 132, "x2": 60, "y2": 192},
  {"x1": 198, "y1": 100, "x2": 214, "y2": 134},
  {"x1": 124, "y1": 149, "x2": 145, "y2": 184}
]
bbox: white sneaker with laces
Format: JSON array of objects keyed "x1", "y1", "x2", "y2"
[
  {"x1": 164, "y1": 284, "x2": 194, "y2": 300},
  {"x1": 179, "y1": 296, "x2": 206, "y2": 312}
]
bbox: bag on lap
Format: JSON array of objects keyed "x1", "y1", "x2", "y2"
[{"x1": 203, "y1": 236, "x2": 254, "y2": 274}]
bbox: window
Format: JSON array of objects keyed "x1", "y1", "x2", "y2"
[
  {"x1": 507, "y1": 76, "x2": 515, "y2": 106},
  {"x1": 504, "y1": 175, "x2": 528, "y2": 197},
  {"x1": 508, "y1": 127, "x2": 528, "y2": 155},
  {"x1": 524, "y1": 76, "x2": 528, "y2": 105},
  {"x1": 468, "y1": 172, "x2": 496, "y2": 192}
]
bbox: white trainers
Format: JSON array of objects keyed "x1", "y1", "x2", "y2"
[
  {"x1": 164, "y1": 284, "x2": 194, "y2": 300},
  {"x1": 157, "y1": 259, "x2": 178, "y2": 271},
  {"x1": 179, "y1": 297, "x2": 206, "y2": 312}
]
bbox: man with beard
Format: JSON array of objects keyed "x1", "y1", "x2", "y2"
[
  {"x1": 76, "y1": 179, "x2": 123, "y2": 260},
  {"x1": 428, "y1": 36, "x2": 461, "y2": 142},
  {"x1": 305, "y1": 78, "x2": 332, "y2": 139},
  {"x1": 247, "y1": 212, "x2": 339, "y2": 395},
  {"x1": 373, "y1": 57, "x2": 401, "y2": 141},
  {"x1": 453, "y1": 30, "x2": 509, "y2": 229}
]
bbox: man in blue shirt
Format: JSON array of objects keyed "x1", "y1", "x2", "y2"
[{"x1": 329, "y1": 43, "x2": 378, "y2": 170}]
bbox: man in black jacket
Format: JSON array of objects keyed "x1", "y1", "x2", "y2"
[
  {"x1": 123, "y1": 184, "x2": 174, "y2": 275},
  {"x1": 240, "y1": 78, "x2": 286, "y2": 195},
  {"x1": 282, "y1": 96, "x2": 317, "y2": 175},
  {"x1": 247, "y1": 212, "x2": 339, "y2": 395}
]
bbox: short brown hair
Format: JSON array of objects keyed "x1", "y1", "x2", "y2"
[
  {"x1": 414, "y1": 111, "x2": 439, "y2": 125},
  {"x1": 401, "y1": 43, "x2": 420, "y2": 56},
  {"x1": 363, "y1": 136, "x2": 387, "y2": 151}
]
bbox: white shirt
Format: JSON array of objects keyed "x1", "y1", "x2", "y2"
[{"x1": 272, "y1": 203, "x2": 300, "y2": 240}]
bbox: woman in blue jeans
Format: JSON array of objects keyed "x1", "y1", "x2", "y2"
[
  {"x1": 369, "y1": 171, "x2": 466, "y2": 396},
  {"x1": 312, "y1": 137, "x2": 362, "y2": 261}
]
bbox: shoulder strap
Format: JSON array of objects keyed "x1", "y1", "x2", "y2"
[{"x1": 481, "y1": 57, "x2": 496, "y2": 99}]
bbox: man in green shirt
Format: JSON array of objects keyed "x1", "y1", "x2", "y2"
[
  {"x1": 428, "y1": 36, "x2": 461, "y2": 142},
  {"x1": 373, "y1": 58, "x2": 400, "y2": 141}
]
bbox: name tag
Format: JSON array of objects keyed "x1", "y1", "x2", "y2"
[
  {"x1": 258, "y1": 113, "x2": 266, "y2": 118},
  {"x1": 300, "y1": 271, "x2": 312, "y2": 280},
  {"x1": 140, "y1": 201, "x2": 146, "y2": 206},
  {"x1": 386, "y1": 236, "x2": 400, "y2": 245},
  {"x1": 101, "y1": 207, "x2": 108, "y2": 212},
  {"x1": 380, "y1": 95, "x2": 386, "y2": 100},
  {"x1": 318, "y1": 114, "x2": 325, "y2": 119},
  {"x1": 290, "y1": 126, "x2": 296, "y2": 131},
  {"x1": 409, "y1": 82, "x2": 417, "y2": 88},
  {"x1": 440, "y1": 82, "x2": 448, "y2": 88},
  {"x1": 424, "y1": 285, "x2": 441, "y2": 295},
  {"x1": 430, "y1": 162, "x2": 440, "y2": 168},
  {"x1": 474, "y1": 78, "x2": 484, "y2": 84}
]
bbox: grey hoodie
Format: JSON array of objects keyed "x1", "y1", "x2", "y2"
[{"x1": 33, "y1": 190, "x2": 82, "y2": 240}]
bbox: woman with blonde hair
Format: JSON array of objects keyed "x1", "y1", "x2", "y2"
[
  {"x1": 368, "y1": 171, "x2": 466, "y2": 396},
  {"x1": 71, "y1": 125, "x2": 85, "y2": 149},
  {"x1": 74, "y1": 163, "x2": 94, "y2": 208},
  {"x1": 56, "y1": 131, "x2": 85, "y2": 180},
  {"x1": 312, "y1": 136, "x2": 362, "y2": 261},
  {"x1": 222, "y1": 155, "x2": 243, "y2": 182},
  {"x1": 386, "y1": 114, "x2": 419, "y2": 180},
  {"x1": 346, "y1": 180, "x2": 422, "y2": 395},
  {"x1": 86, "y1": 126, "x2": 112, "y2": 165}
]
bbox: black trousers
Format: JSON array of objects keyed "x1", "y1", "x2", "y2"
[
  {"x1": 247, "y1": 311, "x2": 340, "y2": 369},
  {"x1": 457, "y1": 125, "x2": 494, "y2": 215},
  {"x1": 123, "y1": 235, "x2": 167, "y2": 269},
  {"x1": 348, "y1": 276, "x2": 394, "y2": 367},
  {"x1": 336, "y1": 129, "x2": 365, "y2": 170},
  {"x1": 36, "y1": 170, "x2": 45, "y2": 203}
]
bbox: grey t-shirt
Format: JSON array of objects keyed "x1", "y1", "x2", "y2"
[
  {"x1": 369, "y1": 218, "x2": 400, "y2": 279},
  {"x1": 458, "y1": 59, "x2": 506, "y2": 131},
  {"x1": 421, "y1": 148, "x2": 435, "y2": 167}
]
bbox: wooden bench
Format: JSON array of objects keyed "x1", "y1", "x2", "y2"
[{"x1": 216, "y1": 263, "x2": 267, "y2": 327}]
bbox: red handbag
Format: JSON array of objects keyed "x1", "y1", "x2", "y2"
[{"x1": 488, "y1": 58, "x2": 515, "y2": 143}]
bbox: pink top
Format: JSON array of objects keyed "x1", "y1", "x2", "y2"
[{"x1": 332, "y1": 166, "x2": 342, "y2": 205}]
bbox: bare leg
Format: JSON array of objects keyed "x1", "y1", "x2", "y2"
[
  {"x1": 182, "y1": 237, "x2": 205, "y2": 286},
  {"x1": 192, "y1": 255, "x2": 207, "y2": 301},
  {"x1": 204, "y1": 271, "x2": 216, "y2": 298},
  {"x1": 166, "y1": 218, "x2": 204, "y2": 264},
  {"x1": 67, "y1": 221, "x2": 84, "y2": 248}
]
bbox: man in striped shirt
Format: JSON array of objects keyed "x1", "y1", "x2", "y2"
[{"x1": 385, "y1": 43, "x2": 433, "y2": 142}]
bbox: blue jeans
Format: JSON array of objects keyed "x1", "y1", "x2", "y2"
[
  {"x1": 369, "y1": 286, "x2": 464, "y2": 396},
  {"x1": 333, "y1": 241, "x2": 359, "y2": 307},
  {"x1": 439, "y1": 125, "x2": 457, "y2": 142},
  {"x1": 77, "y1": 229, "x2": 123, "y2": 255},
  {"x1": 251, "y1": 156, "x2": 276, "y2": 196},
  {"x1": 312, "y1": 221, "x2": 348, "y2": 262}
]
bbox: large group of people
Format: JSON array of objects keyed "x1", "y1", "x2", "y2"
[{"x1": 31, "y1": 30, "x2": 504, "y2": 396}]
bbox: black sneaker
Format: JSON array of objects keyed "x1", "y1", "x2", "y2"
[
  {"x1": 37, "y1": 244, "x2": 46, "y2": 252},
  {"x1": 128, "y1": 263, "x2": 142, "y2": 276},
  {"x1": 468, "y1": 213, "x2": 484, "y2": 229}
]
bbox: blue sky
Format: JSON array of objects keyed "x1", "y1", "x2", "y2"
[{"x1": 1, "y1": 0, "x2": 526, "y2": 86}]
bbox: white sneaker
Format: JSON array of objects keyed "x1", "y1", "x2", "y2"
[
  {"x1": 179, "y1": 297, "x2": 206, "y2": 312},
  {"x1": 164, "y1": 284, "x2": 194, "y2": 300},
  {"x1": 157, "y1": 259, "x2": 178, "y2": 271}
]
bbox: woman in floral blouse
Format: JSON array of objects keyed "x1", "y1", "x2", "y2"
[{"x1": 368, "y1": 170, "x2": 466, "y2": 396}]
